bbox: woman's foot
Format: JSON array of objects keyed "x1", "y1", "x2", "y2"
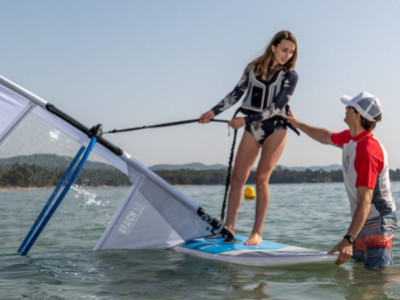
[
  {"x1": 225, "y1": 225, "x2": 235, "y2": 235},
  {"x1": 244, "y1": 232, "x2": 263, "y2": 246}
]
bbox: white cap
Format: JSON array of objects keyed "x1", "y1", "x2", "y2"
[{"x1": 341, "y1": 91, "x2": 382, "y2": 122}]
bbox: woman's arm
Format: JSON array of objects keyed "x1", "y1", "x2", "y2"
[{"x1": 205, "y1": 72, "x2": 249, "y2": 118}]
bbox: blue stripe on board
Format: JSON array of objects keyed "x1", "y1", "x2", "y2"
[{"x1": 182, "y1": 235, "x2": 289, "y2": 254}]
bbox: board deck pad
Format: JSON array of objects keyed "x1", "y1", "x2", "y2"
[{"x1": 175, "y1": 235, "x2": 337, "y2": 266}]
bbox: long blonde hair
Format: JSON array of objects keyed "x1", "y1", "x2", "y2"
[{"x1": 245, "y1": 30, "x2": 298, "y2": 81}]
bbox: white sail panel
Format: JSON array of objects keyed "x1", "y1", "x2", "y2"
[
  {"x1": 32, "y1": 105, "x2": 129, "y2": 175},
  {"x1": 0, "y1": 75, "x2": 128, "y2": 175},
  {"x1": 94, "y1": 163, "x2": 214, "y2": 250},
  {"x1": 0, "y1": 74, "x2": 221, "y2": 252},
  {"x1": 0, "y1": 83, "x2": 34, "y2": 145},
  {"x1": 94, "y1": 179, "x2": 185, "y2": 250}
]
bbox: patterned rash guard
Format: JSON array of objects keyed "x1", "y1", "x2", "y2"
[
  {"x1": 331, "y1": 129, "x2": 396, "y2": 219},
  {"x1": 210, "y1": 69, "x2": 298, "y2": 126}
]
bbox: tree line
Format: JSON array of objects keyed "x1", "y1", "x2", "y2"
[
  {"x1": 1, "y1": 163, "x2": 400, "y2": 188},
  {"x1": 154, "y1": 167, "x2": 345, "y2": 185},
  {"x1": 0, "y1": 163, "x2": 130, "y2": 188},
  {"x1": 153, "y1": 167, "x2": 400, "y2": 185}
]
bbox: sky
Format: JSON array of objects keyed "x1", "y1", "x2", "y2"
[{"x1": 1, "y1": 0, "x2": 400, "y2": 169}]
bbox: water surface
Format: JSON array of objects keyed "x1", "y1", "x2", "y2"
[{"x1": 1, "y1": 183, "x2": 399, "y2": 299}]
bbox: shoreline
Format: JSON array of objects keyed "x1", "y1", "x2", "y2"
[{"x1": 0, "y1": 182, "x2": 342, "y2": 191}]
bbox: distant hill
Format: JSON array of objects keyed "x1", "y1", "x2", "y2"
[
  {"x1": 150, "y1": 162, "x2": 227, "y2": 171},
  {"x1": 278, "y1": 164, "x2": 342, "y2": 172},
  {"x1": 0, "y1": 154, "x2": 114, "y2": 170},
  {"x1": 0, "y1": 154, "x2": 342, "y2": 172},
  {"x1": 150, "y1": 162, "x2": 342, "y2": 171},
  {"x1": 0, "y1": 154, "x2": 130, "y2": 188}
]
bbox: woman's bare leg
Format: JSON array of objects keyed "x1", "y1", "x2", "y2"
[
  {"x1": 245, "y1": 129, "x2": 287, "y2": 245},
  {"x1": 224, "y1": 131, "x2": 260, "y2": 233}
]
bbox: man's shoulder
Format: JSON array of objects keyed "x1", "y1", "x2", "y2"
[
  {"x1": 331, "y1": 129, "x2": 351, "y2": 147},
  {"x1": 357, "y1": 133, "x2": 383, "y2": 152}
]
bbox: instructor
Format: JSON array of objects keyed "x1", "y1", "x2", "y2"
[{"x1": 284, "y1": 91, "x2": 397, "y2": 268}]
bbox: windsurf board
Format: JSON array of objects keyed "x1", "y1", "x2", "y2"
[{"x1": 175, "y1": 235, "x2": 337, "y2": 267}]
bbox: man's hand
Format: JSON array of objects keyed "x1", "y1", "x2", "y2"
[
  {"x1": 282, "y1": 108, "x2": 334, "y2": 145},
  {"x1": 282, "y1": 108, "x2": 301, "y2": 128},
  {"x1": 328, "y1": 239, "x2": 353, "y2": 265}
]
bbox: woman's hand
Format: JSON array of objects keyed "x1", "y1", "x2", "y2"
[
  {"x1": 228, "y1": 117, "x2": 245, "y2": 130},
  {"x1": 199, "y1": 110, "x2": 215, "y2": 124}
]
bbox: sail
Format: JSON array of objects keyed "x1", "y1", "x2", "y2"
[{"x1": 0, "y1": 75, "x2": 224, "y2": 251}]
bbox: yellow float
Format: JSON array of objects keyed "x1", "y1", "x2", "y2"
[{"x1": 244, "y1": 186, "x2": 255, "y2": 200}]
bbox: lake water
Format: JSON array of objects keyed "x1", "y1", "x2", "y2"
[{"x1": 1, "y1": 182, "x2": 400, "y2": 299}]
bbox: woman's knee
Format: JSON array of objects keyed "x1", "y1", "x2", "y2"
[
  {"x1": 255, "y1": 172, "x2": 271, "y2": 188},
  {"x1": 230, "y1": 172, "x2": 247, "y2": 188}
]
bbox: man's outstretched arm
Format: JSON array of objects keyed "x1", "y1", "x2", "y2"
[{"x1": 283, "y1": 109, "x2": 334, "y2": 145}]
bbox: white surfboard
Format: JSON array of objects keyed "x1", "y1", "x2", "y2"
[{"x1": 175, "y1": 235, "x2": 337, "y2": 267}]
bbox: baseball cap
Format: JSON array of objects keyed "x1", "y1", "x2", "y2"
[{"x1": 341, "y1": 91, "x2": 382, "y2": 122}]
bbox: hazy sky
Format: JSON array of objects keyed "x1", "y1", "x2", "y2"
[{"x1": 1, "y1": 0, "x2": 400, "y2": 168}]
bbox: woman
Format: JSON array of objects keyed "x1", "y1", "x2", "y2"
[{"x1": 199, "y1": 30, "x2": 298, "y2": 245}]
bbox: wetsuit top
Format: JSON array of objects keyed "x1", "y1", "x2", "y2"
[
  {"x1": 331, "y1": 129, "x2": 396, "y2": 220},
  {"x1": 210, "y1": 67, "x2": 298, "y2": 125}
]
